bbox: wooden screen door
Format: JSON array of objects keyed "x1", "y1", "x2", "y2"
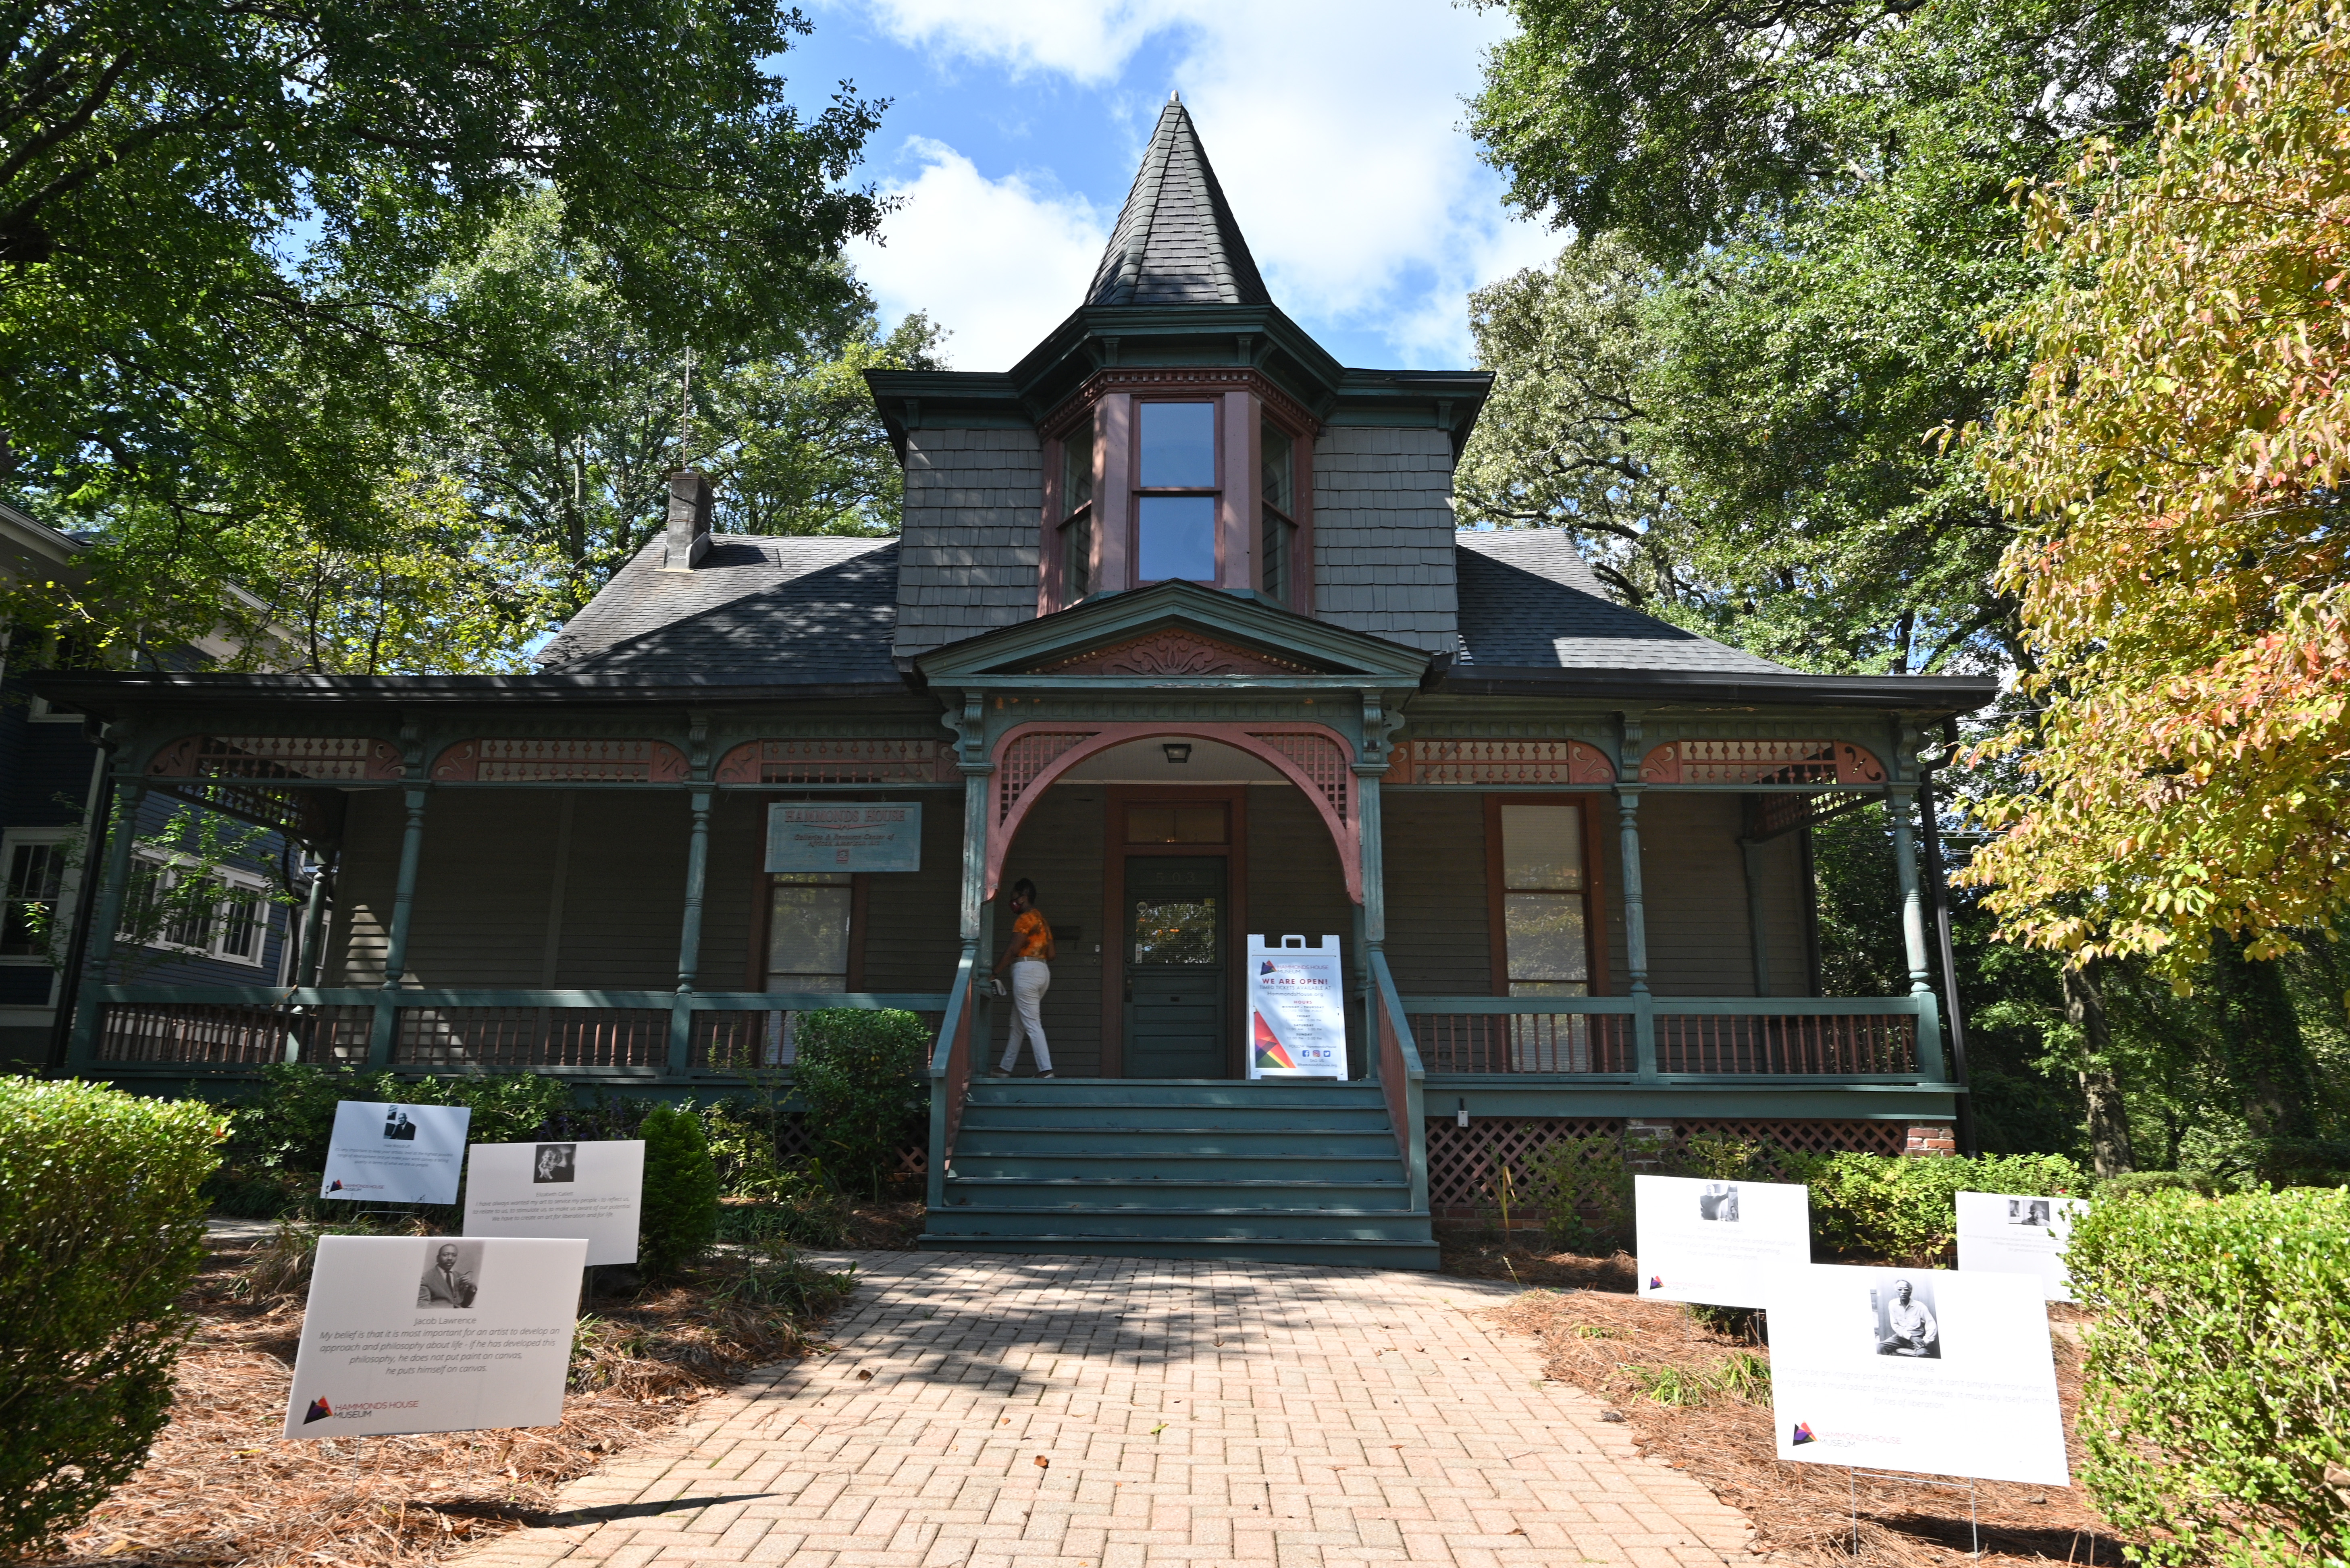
[{"x1": 1122, "y1": 856, "x2": 1226, "y2": 1078}]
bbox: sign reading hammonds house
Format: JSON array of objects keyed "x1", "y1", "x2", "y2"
[{"x1": 765, "y1": 803, "x2": 922, "y2": 872}]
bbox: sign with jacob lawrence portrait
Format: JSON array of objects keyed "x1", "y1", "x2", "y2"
[
  {"x1": 320, "y1": 1101, "x2": 471, "y2": 1205},
  {"x1": 463, "y1": 1140, "x2": 646, "y2": 1266},
  {"x1": 1765, "y1": 1264, "x2": 2070, "y2": 1485},
  {"x1": 765, "y1": 803, "x2": 921, "y2": 873},
  {"x1": 282, "y1": 1235, "x2": 588, "y2": 1437},
  {"x1": 1246, "y1": 935, "x2": 1347, "y2": 1079},
  {"x1": 1634, "y1": 1174, "x2": 1812, "y2": 1308}
]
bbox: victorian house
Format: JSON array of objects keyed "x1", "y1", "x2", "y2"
[{"x1": 40, "y1": 102, "x2": 1992, "y2": 1267}]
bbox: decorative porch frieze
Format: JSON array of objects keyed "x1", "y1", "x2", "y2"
[
  {"x1": 429, "y1": 738, "x2": 691, "y2": 783},
  {"x1": 1032, "y1": 629, "x2": 1316, "y2": 678},
  {"x1": 713, "y1": 737, "x2": 952, "y2": 785},
  {"x1": 1638, "y1": 738, "x2": 1888, "y2": 787},
  {"x1": 1389, "y1": 738, "x2": 1615, "y2": 787},
  {"x1": 148, "y1": 734, "x2": 403, "y2": 781}
]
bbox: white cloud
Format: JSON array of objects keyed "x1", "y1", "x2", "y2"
[
  {"x1": 858, "y1": 0, "x2": 1561, "y2": 367},
  {"x1": 850, "y1": 138, "x2": 1108, "y2": 371}
]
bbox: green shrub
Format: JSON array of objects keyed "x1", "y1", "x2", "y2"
[
  {"x1": 1788, "y1": 1151, "x2": 2087, "y2": 1265},
  {"x1": 1527, "y1": 1132, "x2": 1636, "y2": 1248},
  {"x1": 2067, "y1": 1187, "x2": 2350, "y2": 1568},
  {"x1": 2096, "y1": 1169, "x2": 2224, "y2": 1199},
  {"x1": 639, "y1": 1103, "x2": 720, "y2": 1277},
  {"x1": 0, "y1": 1078, "x2": 226, "y2": 1553},
  {"x1": 219, "y1": 1063, "x2": 572, "y2": 1176},
  {"x1": 791, "y1": 1008, "x2": 928, "y2": 1198}
]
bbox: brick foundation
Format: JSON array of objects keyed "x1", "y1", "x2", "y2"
[{"x1": 1903, "y1": 1122, "x2": 1958, "y2": 1156}]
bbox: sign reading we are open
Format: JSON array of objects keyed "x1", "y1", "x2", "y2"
[{"x1": 765, "y1": 803, "x2": 922, "y2": 872}]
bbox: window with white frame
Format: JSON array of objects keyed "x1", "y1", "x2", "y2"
[
  {"x1": 122, "y1": 856, "x2": 272, "y2": 965},
  {"x1": 0, "y1": 834, "x2": 67, "y2": 957}
]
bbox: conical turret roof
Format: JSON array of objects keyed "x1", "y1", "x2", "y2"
[{"x1": 1085, "y1": 97, "x2": 1271, "y2": 308}]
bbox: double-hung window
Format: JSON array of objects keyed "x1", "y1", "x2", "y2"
[
  {"x1": 0, "y1": 838, "x2": 65, "y2": 957},
  {"x1": 1135, "y1": 401, "x2": 1218, "y2": 582},
  {"x1": 762, "y1": 872, "x2": 854, "y2": 1063},
  {"x1": 1260, "y1": 421, "x2": 1298, "y2": 605},
  {"x1": 1497, "y1": 803, "x2": 1595, "y2": 1069},
  {"x1": 1058, "y1": 420, "x2": 1096, "y2": 601},
  {"x1": 122, "y1": 858, "x2": 271, "y2": 966}
]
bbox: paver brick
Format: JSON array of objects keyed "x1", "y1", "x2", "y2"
[{"x1": 453, "y1": 1254, "x2": 1751, "y2": 1567}]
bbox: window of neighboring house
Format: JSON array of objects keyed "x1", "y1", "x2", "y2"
[
  {"x1": 122, "y1": 857, "x2": 270, "y2": 966},
  {"x1": 0, "y1": 837, "x2": 66, "y2": 956},
  {"x1": 1499, "y1": 804, "x2": 1591, "y2": 996},
  {"x1": 763, "y1": 872, "x2": 854, "y2": 1064},
  {"x1": 1260, "y1": 420, "x2": 1297, "y2": 606},
  {"x1": 1058, "y1": 418, "x2": 1096, "y2": 603},
  {"x1": 1135, "y1": 400, "x2": 1218, "y2": 582}
]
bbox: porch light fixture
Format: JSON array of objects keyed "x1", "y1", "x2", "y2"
[{"x1": 1163, "y1": 743, "x2": 1192, "y2": 764}]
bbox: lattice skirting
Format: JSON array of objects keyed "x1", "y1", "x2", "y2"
[{"x1": 1427, "y1": 1115, "x2": 1913, "y2": 1222}]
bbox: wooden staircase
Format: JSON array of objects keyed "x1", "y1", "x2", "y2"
[{"x1": 918, "y1": 1078, "x2": 1439, "y2": 1269}]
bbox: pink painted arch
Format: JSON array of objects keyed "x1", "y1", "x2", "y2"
[{"x1": 984, "y1": 721, "x2": 1362, "y2": 904}]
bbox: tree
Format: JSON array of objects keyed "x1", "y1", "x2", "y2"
[
  {"x1": 1464, "y1": 0, "x2": 2223, "y2": 674},
  {"x1": 419, "y1": 193, "x2": 940, "y2": 618},
  {"x1": 1966, "y1": 0, "x2": 2350, "y2": 973},
  {"x1": 0, "y1": 0, "x2": 886, "y2": 655}
]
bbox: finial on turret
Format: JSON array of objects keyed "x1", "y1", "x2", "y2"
[{"x1": 1170, "y1": 89, "x2": 1180, "y2": 103}]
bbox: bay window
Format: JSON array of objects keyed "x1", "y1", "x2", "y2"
[{"x1": 1135, "y1": 400, "x2": 1218, "y2": 582}]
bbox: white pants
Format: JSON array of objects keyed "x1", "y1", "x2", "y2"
[{"x1": 1000, "y1": 959, "x2": 1052, "y2": 1073}]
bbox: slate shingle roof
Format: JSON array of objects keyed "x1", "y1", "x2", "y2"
[
  {"x1": 537, "y1": 534, "x2": 900, "y2": 685},
  {"x1": 1452, "y1": 528, "x2": 1795, "y2": 675},
  {"x1": 1086, "y1": 98, "x2": 1271, "y2": 308}
]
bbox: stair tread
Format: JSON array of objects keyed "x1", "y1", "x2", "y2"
[
  {"x1": 945, "y1": 1177, "x2": 1405, "y2": 1188},
  {"x1": 931, "y1": 1203, "x2": 1431, "y2": 1217}
]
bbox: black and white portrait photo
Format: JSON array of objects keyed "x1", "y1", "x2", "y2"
[
  {"x1": 417, "y1": 1240, "x2": 485, "y2": 1309},
  {"x1": 1697, "y1": 1183, "x2": 1741, "y2": 1222},
  {"x1": 532, "y1": 1143, "x2": 577, "y2": 1184},
  {"x1": 383, "y1": 1107, "x2": 418, "y2": 1141},
  {"x1": 1870, "y1": 1275, "x2": 1942, "y2": 1358},
  {"x1": 2007, "y1": 1198, "x2": 2052, "y2": 1227}
]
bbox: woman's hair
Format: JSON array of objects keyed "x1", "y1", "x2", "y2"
[{"x1": 1012, "y1": 878, "x2": 1038, "y2": 903}]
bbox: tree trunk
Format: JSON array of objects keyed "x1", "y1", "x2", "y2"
[
  {"x1": 2209, "y1": 935, "x2": 2318, "y2": 1181},
  {"x1": 2062, "y1": 961, "x2": 2135, "y2": 1177}
]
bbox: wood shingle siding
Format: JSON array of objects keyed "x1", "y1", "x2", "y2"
[
  {"x1": 1310, "y1": 427, "x2": 1461, "y2": 655},
  {"x1": 892, "y1": 427, "x2": 1045, "y2": 659}
]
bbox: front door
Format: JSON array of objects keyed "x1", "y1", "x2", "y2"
[{"x1": 1123, "y1": 856, "x2": 1225, "y2": 1078}]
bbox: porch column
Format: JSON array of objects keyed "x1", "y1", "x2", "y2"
[
  {"x1": 1889, "y1": 789, "x2": 1948, "y2": 1080},
  {"x1": 1356, "y1": 762, "x2": 1386, "y2": 1082},
  {"x1": 668, "y1": 787, "x2": 712, "y2": 1076},
  {"x1": 293, "y1": 851, "x2": 334, "y2": 988},
  {"x1": 368, "y1": 784, "x2": 429, "y2": 1067},
  {"x1": 67, "y1": 775, "x2": 145, "y2": 1066},
  {"x1": 1614, "y1": 785, "x2": 1658, "y2": 1081},
  {"x1": 1739, "y1": 835, "x2": 1772, "y2": 996}
]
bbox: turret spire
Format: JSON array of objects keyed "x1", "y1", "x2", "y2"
[{"x1": 1085, "y1": 100, "x2": 1269, "y2": 308}]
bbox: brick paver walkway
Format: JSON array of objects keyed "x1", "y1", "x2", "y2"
[{"x1": 464, "y1": 1251, "x2": 1753, "y2": 1568}]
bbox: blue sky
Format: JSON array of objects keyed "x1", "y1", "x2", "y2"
[{"x1": 780, "y1": 2, "x2": 1562, "y2": 372}]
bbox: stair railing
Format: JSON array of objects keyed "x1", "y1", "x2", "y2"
[
  {"x1": 1369, "y1": 949, "x2": 1430, "y2": 1214},
  {"x1": 926, "y1": 947, "x2": 978, "y2": 1212}
]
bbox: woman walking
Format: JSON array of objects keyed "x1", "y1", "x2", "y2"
[{"x1": 994, "y1": 878, "x2": 1055, "y2": 1076}]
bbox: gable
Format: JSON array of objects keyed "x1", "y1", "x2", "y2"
[{"x1": 1033, "y1": 629, "x2": 1315, "y2": 678}]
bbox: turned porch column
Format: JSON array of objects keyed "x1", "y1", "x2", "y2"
[
  {"x1": 1614, "y1": 784, "x2": 1658, "y2": 1081},
  {"x1": 368, "y1": 784, "x2": 430, "y2": 1067},
  {"x1": 67, "y1": 775, "x2": 145, "y2": 1066},
  {"x1": 294, "y1": 850, "x2": 335, "y2": 988},
  {"x1": 1889, "y1": 788, "x2": 1948, "y2": 1080},
  {"x1": 668, "y1": 787, "x2": 713, "y2": 1076}
]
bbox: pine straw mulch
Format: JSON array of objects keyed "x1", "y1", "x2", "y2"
[
  {"x1": 1480, "y1": 1271, "x2": 2125, "y2": 1568},
  {"x1": 42, "y1": 1231, "x2": 878, "y2": 1568}
]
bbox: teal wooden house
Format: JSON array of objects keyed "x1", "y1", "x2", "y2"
[{"x1": 41, "y1": 104, "x2": 1993, "y2": 1268}]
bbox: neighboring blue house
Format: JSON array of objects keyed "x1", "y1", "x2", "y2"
[{"x1": 0, "y1": 501, "x2": 297, "y2": 1070}]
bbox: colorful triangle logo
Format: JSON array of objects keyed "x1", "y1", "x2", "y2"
[
  {"x1": 1252, "y1": 1011, "x2": 1298, "y2": 1070},
  {"x1": 1792, "y1": 1422, "x2": 1816, "y2": 1445},
  {"x1": 304, "y1": 1396, "x2": 334, "y2": 1425}
]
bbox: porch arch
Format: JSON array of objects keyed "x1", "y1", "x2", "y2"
[{"x1": 985, "y1": 721, "x2": 1362, "y2": 903}]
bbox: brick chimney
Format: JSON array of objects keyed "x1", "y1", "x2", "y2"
[{"x1": 662, "y1": 469, "x2": 712, "y2": 571}]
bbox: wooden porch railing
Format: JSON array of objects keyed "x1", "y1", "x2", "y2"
[
  {"x1": 1368, "y1": 950, "x2": 1431, "y2": 1213},
  {"x1": 1401, "y1": 993, "x2": 1946, "y2": 1082},
  {"x1": 926, "y1": 951, "x2": 978, "y2": 1213},
  {"x1": 88, "y1": 988, "x2": 953, "y2": 1076}
]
